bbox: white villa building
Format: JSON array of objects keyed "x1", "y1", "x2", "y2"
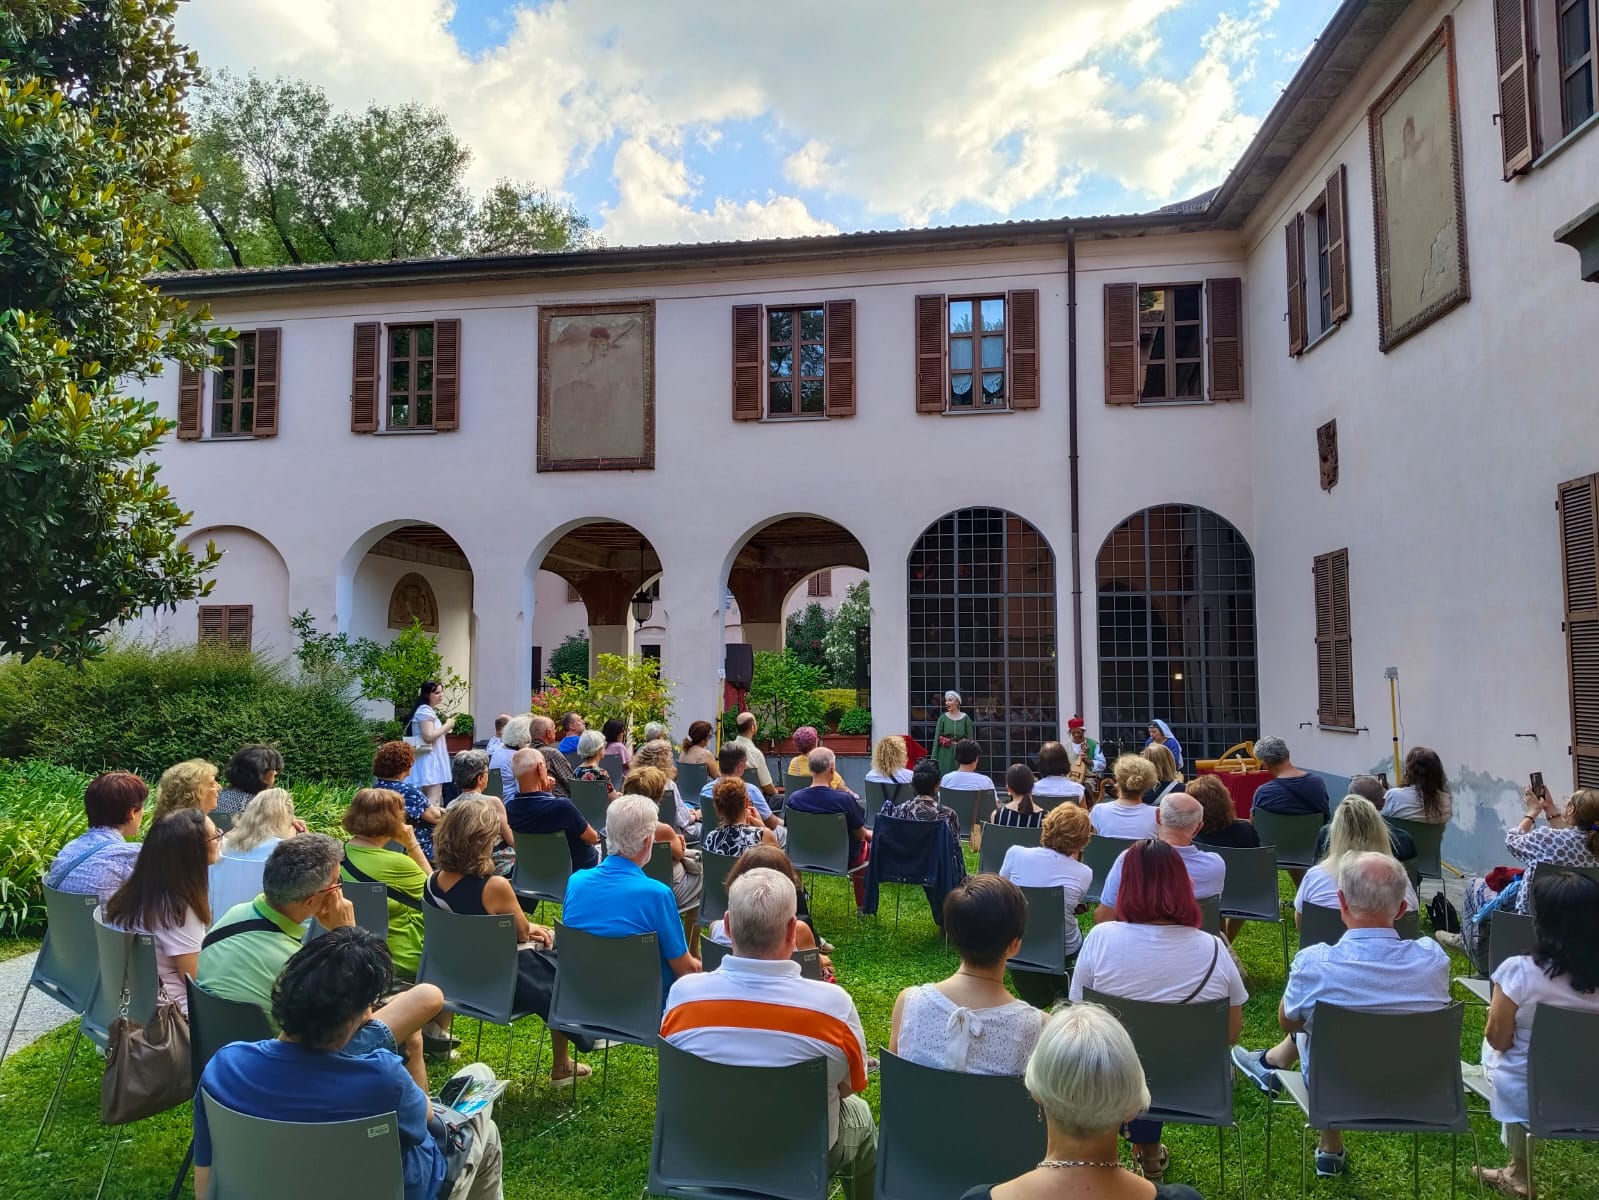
[{"x1": 135, "y1": 0, "x2": 1599, "y2": 872}]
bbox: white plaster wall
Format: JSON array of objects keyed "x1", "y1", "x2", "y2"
[
  {"x1": 1242, "y1": 0, "x2": 1599, "y2": 871},
  {"x1": 348, "y1": 556, "x2": 474, "y2": 707},
  {"x1": 129, "y1": 526, "x2": 292, "y2": 658},
  {"x1": 531, "y1": 570, "x2": 588, "y2": 666}
]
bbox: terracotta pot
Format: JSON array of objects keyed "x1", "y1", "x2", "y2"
[
  {"x1": 445, "y1": 733, "x2": 474, "y2": 754},
  {"x1": 776, "y1": 735, "x2": 870, "y2": 757}
]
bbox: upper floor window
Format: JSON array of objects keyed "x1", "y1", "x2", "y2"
[
  {"x1": 1137, "y1": 285, "x2": 1203, "y2": 401},
  {"x1": 350, "y1": 319, "x2": 461, "y2": 434},
  {"x1": 1496, "y1": 0, "x2": 1599, "y2": 176},
  {"x1": 1104, "y1": 278, "x2": 1243, "y2": 405},
  {"x1": 1558, "y1": 0, "x2": 1596, "y2": 132},
  {"x1": 176, "y1": 328, "x2": 281, "y2": 441},
  {"x1": 913, "y1": 290, "x2": 1039, "y2": 414},
  {"x1": 807, "y1": 570, "x2": 832, "y2": 598},
  {"x1": 1284, "y1": 166, "x2": 1350, "y2": 356},
  {"x1": 731, "y1": 301, "x2": 855, "y2": 421},
  {"x1": 388, "y1": 324, "x2": 436, "y2": 431}
]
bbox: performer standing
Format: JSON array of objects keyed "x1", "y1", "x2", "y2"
[
  {"x1": 932, "y1": 690, "x2": 974, "y2": 776},
  {"x1": 1063, "y1": 716, "x2": 1104, "y2": 773},
  {"x1": 1145, "y1": 718, "x2": 1184, "y2": 772}
]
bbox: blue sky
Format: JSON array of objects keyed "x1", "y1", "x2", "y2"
[{"x1": 179, "y1": 0, "x2": 1345, "y2": 245}]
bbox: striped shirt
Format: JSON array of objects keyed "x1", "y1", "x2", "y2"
[{"x1": 662, "y1": 954, "x2": 867, "y2": 1144}]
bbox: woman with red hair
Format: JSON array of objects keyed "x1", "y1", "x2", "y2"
[{"x1": 1068, "y1": 839, "x2": 1246, "y2": 1183}]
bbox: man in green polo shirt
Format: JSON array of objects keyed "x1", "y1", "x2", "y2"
[{"x1": 198, "y1": 833, "x2": 444, "y2": 1091}]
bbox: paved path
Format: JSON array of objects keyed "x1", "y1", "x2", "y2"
[{"x1": 0, "y1": 951, "x2": 73, "y2": 1061}]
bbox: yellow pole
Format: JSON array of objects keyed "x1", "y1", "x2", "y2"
[{"x1": 1388, "y1": 673, "x2": 1403, "y2": 785}]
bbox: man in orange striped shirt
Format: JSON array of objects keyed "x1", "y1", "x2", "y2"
[{"x1": 661, "y1": 867, "x2": 876, "y2": 1199}]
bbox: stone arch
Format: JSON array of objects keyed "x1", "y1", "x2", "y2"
[{"x1": 720, "y1": 514, "x2": 870, "y2": 660}]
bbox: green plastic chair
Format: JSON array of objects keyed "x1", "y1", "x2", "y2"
[
  {"x1": 784, "y1": 808, "x2": 855, "y2": 879},
  {"x1": 700, "y1": 940, "x2": 823, "y2": 980},
  {"x1": 1252, "y1": 809, "x2": 1327, "y2": 871},
  {"x1": 417, "y1": 904, "x2": 540, "y2": 1073},
  {"x1": 170, "y1": 978, "x2": 275, "y2": 1199},
  {"x1": 937, "y1": 787, "x2": 992, "y2": 841},
  {"x1": 599, "y1": 754, "x2": 625, "y2": 789},
  {"x1": 1215, "y1": 844, "x2": 1291, "y2": 974},
  {"x1": 698, "y1": 850, "x2": 737, "y2": 928},
  {"x1": 200, "y1": 1091, "x2": 403, "y2": 1199},
  {"x1": 1007, "y1": 884, "x2": 1070, "y2": 982},
  {"x1": 1081, "y1": 835, "x2": 1137, "y2": 906},
  {"x1": 1298, "y1": 902, "x2": 1419, "y2": 951},
  {"x1": 976, "y1": 821, "x2": 1042, "y2": 876},
  {"x1": 510, "y1": 832, "x2": 572, "y2": 909},
  {"x1": 549, "y1": 923, "x2": 662, "y2": 1102},
  {"x1": 485, "y1": 767, "x2": 503, "y2": 800},
  {"x1": 1198, "y1": 894, "x2": 1222, "y2": 936},
  {"x1": 675, "y1": 761, "x2": 710, "y2": 801},
  {"x1": 1387, "y1": 817, "x2": 1445, "y2": 888},
  {"x1": 568, "y1": 778, "x2": 610, "y2": 834}
]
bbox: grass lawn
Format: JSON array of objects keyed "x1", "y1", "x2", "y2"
[
  {"x1": 0, "y1": 937, "x2": 40, "y2": 963},
  {"x1": 0, "y1": 860, "x2": 1592, "y2": 1199}
]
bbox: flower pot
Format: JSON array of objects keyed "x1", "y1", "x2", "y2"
[{"x1": 445, "y1": 733, "x2": 474, "y2": 754}]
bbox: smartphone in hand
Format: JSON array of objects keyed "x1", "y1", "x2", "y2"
[{"x1": 1530, "y1": 771, "x2": 1544, "y2": 796}]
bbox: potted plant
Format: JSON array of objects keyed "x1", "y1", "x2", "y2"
[
  {"x1": 825, "y1": 707, "x2": 872, "y2": 756},
  {"x1": 445, "y1": 713, "x2": 474, "y2": 753}
]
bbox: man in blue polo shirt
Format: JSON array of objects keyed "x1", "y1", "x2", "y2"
[
  {"x1": 698, "y1": 743, "x2": 787, "y2": 848},
  {"x1": 563, "y1": 795, "x2": 700, "y2": 1001},
  {"x1": 784, "y1": 747, "x2": 871, "y2": 910},
  {"x1": 505, "y1": 747, "x2": 600, "y2": 870}
]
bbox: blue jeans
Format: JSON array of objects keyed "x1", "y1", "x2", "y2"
[{"x1": 342, "y1": 1019, "x2": 398, "y2": 1058}]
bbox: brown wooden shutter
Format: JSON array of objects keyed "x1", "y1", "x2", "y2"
[
  {"x1": 1006, "y1": 288, "x2": 1040, "y2": 410},
  {"x1": 432, "y1": 318, "x2": 461, "y2": 431},
  {"x1": 1285, "y1": 216, "x2": 1306, "y2": 357},
  {"x1": 1314, "y1": 549, "x2": 1354, "y2": 728},
  {"x1": 1325, "y1": 166, "x2": 1351, "y2": 324},
  {"x1": 198, "y1": 605, "x2": 224, "y2": 644},
  {"x1": 823, "y1": 299, "x2": 856, "y2": 418},
  {"x1": 1205, "y1": 277, "x2": 1244, "y2": 402},
  {"x1": 351, "y1": 322, "x2": 380, "y2": 433},
  {"x1": 1103, "y1": 282, "x2": 1140, "y2": 406},
  {"x1": 1560, "y1": 474, "x2": 1599, "y2": 787},
  {"x1": 253, "y1": 327, "x2": 282, "y2": 437},
  {"x1": 177, "y1": 364, "x2": 203, "y2": 439},
  {"x1": 1493, "y1": 0, "x2": 1540, "y2": 178},
  {"x1": 914, "y1": 294, "x2": 946, "y2": 413},
  {"x1": 731, "y1": 304, "x2": 763, "y2": 421},
  {"x1": 224, "y1": 605, "x2": 254, "y2": 650}
]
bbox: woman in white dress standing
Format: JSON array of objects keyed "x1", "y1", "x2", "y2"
[{"x1": 404, "y1": 681, "x2": 455, "y2": 805}]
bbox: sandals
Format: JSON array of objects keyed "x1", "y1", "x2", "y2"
[
  {"x1": 1471, "y1": 1166, "x2": 1529, "y2": 1197},
  {"x1": 1138, "y1": 1144, "x2": 1169, "y2": 1182},
  {"x1": 549, "y1": 1062, "x2": 594, "y2": 1089}
]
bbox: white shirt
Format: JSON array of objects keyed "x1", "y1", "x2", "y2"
[
  {"x1": 1066, "y1": 739, "x2": 1106, "y2": 773},
  {"x1": 1482, "y1": 954, "x2": 1599, "y2": 1125},
  {"x1": 1089, "y1": 801, "x2": 1158, "y2": 841},
  {"x1": 1382, "y1": 785, "x2": 1452, "y2": 823},
  {"x1": 864, "y1": 768, "x2": 914, "y2": 784},
  {"x1": 1099, "y1": 841, "x2": 1226, "y2": 906},
  {"x1": 1033, "y1": 776, "x2": 1086, "y2": 804},
  {"x1": 999, "y1": 845, "x2": 1092, "y2": 955},
  {"x1": 1070, "y1": 922, "x2": 1247, "y2": 1006},
  {"x1": 663, "y1": 954, "x2": 867, "y2": 1145},
  {"x1": 1281, "y1": 926, "x2": 1450, "y2": 1077},
  {"x1": 732, "y1": 736, "x2": 772, "y2": 788},
  {"x1": 896, "y1": 985, "x2": 1044, "y2": 1076},
  {"x1": 209, "y1": 839, "x2": 282, "y2": 917},
  {"x1": 939, "y1": 770, "x2": 994, "y2": 792},
  {"x1": 487, "y1": 744, "x2": 518, "y2": 800},
  {"x1": 1294, "y1": 862, "x2": 1417, "y2": 914}
]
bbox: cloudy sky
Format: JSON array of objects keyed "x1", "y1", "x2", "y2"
[{"x1": 175, "y1": 0, "x2": 1341, "y2": 247}]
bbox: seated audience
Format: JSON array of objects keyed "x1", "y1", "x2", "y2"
[
  {"x1": 1477, "y1": 870, "x2": 1599, "y2": 1196},
  {"x1": 1504, "y1": 781, "x2": 1599, "y2": 913},
  {"x1": 702, "y1": 775, "x2": 780, "y2": 857},
  {"x1": 449, "y1": 749, "x2": 515, "y2": 856},
  {"x1": 199, "y1": 833, "x2": 444, "y2": 1091},
  {"x1": 210, "y1": 786, "x2": 299, "y2": 916},
  {"x1": 865, "y1": 735, "x2": 914, "y2": 789},
  {"x1": 1249, "y1": 735, "x2": 1331, "y2": 820},
  {"x1": 633, "y1": 738, "x2": 700, "y2": 839},
  {"x1": 153, "y1": 758, "x2": 221, "y2": 818},
  {"x1": 216, "y1": 744, "x2": 284, "y2": 821},
  {"x1": 999, "y1": 802, "x2": 1094, "y2": 960},
  {"x1": 505, "y1": 746, "x2": 600, "y2": 871},
  {"x1": 424, "y1": 798, "x2": 593, "y2": 1085},
  {"x1": 45, "y1": 770, "x2": 146, "y2": 904},
  {"x1": 731, "y1": 712, "x2": 779, "y2": 802},
  {"x1": 985, "y1": 763, "x2": 1044, "y2": 839},
  {"x1": 787, "y1": 726, "x2": 848, "y2": 788},
  {"x1": 705, "y1": 846, "x2": 832, "y2": 977},
  {"x1": 556, "y1": 711, "x2": 585, "y2": 754},
  {"x1": 488, "y1": 713, "x2": 532, "y2": 803},
  {"x1": 484, "y1": 713, "x2": 512, "y2": 756},
  {"x1": 1032, "y1": 741, "x2": 1086, "y2": 808},
  {"x1": 620, "y1": 766, "x2": 704, "y2": 914},
  {"x1": 1096, "y1": 794, "x2": 1224, "y2": 922},
  {"x1": 1071, "y1": 838, "x2": 1246, "y2": 1181},
  {"x1": 678, "y1": 720, "x2": 719, "y2": 774},
  {"x1": 785, "y1": 747, "x2": 871, "y2": 910},
  {"x1": 890, "y1": 875, "x2": 1044, "y2": 1073},
  {"x1": 1089, "y1": 755, "x2": 1160, "y2": 840},
  {"x1": 193, "y1": 926, "x2": 504, "y2": 1200},
  {"x1": 960, "y1": 1002, "x2": 1202, "y2": 1200},
  {"x1": 1311, "y1": 774, "x2": 1415, "y2": 862},
  {"x1": 573, "y1": 728, "x2": 614, "y2": 790},
  {"x1": 939, "y1": 738, "x2": 992, "y2": 793},
  {"x1": 1383, "y1": 746, "x2": 1453, "y2": 823},
  {"x1": 663, "y1": 866, "x2": 874, "y2": 1200},
  {"x1": 562, "y1": 795, "x2": 700, "y2": 1002},
  {"x1": 372, "y1": 740, "x2": 441, "y2": 863},
  {"x1": 1232, "y1": 851, "x2": 1450, "y2": 1178},
  {"x1": 1189, "y1": 773, "x2": 1261, "y2": 849},
  {"x1": 642, "y1": 721, "x2": 671, "y2": 746},
  {"x1": 1295, "y1": 795, "x2": 1418, "y2": 922},
  {"x1": 103, "y1": 807, "x2": 220, "y2": 1016},
  {"x1": 341, "y1": 787, "x2": 431, "y2": 978},
  {"x1": 529, "y1": 714, "x2": 578, "y2": 798},
  {"x1": 700, "y1": 743, "x2": 785, "y2": 846},
  {"x1": 880, "y1": 759, "x2": 960, "y2": 837},
  {"x1": 602, "y1": 717, "x2": 632, "y2": 766},
  {"x1": 1142, "y1": 743, "x2": 1183, "y2": 804}
]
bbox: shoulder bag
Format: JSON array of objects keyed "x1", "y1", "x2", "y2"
[
  {"x1": 403, "y1": 711, "x2": 428, "y2": 751},
  {"x1": 1178, "y1": 939, "x2": 1222, "y2": 1005},
  {"x1": 101, "y1": 931, "x2": 192, "y2": 1125}
]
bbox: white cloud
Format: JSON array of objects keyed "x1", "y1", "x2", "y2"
[{"x1": 174, "y1": 0, "x2": 1286, "y2": 244}]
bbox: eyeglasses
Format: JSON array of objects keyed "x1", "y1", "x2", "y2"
[{"x1": 208, "y1": 830, "x2": 226, "y2": 842}]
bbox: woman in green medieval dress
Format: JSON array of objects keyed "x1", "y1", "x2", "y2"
[{"x1": 932, "y1": 690, "x2": 975, "y2": 775}]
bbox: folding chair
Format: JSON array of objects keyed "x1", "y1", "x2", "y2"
[
  {"x1": 675, "y1": 761, "x2": 710, "y2": 801},
  {"x1": 1083, "y1": 988, "x2": 1244, "y2": 1200},
  {"x1": 417, "y1": 904, "x2": 540, "y2": 1072},
  {"x1": 485, "y1": 767, "x2": 503, "y2": 800},
  {"x1": 1298, "y1": 902, "x2": 1420, "y2": 951},
  {"x1": 1, "y1": 889, "x2": 102, "y2": 1139},
  {"x1": 200, "y1": 1091, "x2": 403, "y2": 1200},
  {"x1": 511, "y1": 832, "x2": 573, "y2": 909},
  {"x1": 976, "y1": 821, "x2": 1042, "y2": 876},
  {"x1": 650, "y1": 1042, "x2": 834, "y2": 1200},
  {"x1": 698, "y1": 850, "x2": 737, "y2": 929},
  {"x1": 1215, "y1": 844, "x2": 1291, "y2": 974},
  {"x1": 1081, "y1": 835, "x2": 1137, "y2": 906},
  {"x1": 784, "y1": 809, "x2": 861, "y2": 881},
  {"x1": 1263, "y1": 1002, "x2": 1476, "y2": 1198},
  {"x1": 1198, "y1": 894, "x2": 1222, "y2": 936},
  {"x1": 568, "y1": 778, "x2": 611, "y2": 834},
  {"x1": 600, "y1": 754, "x2": 625, "y2": 789},
  {"x1": 1457, "y1": 910, "x2": 1535, "y2": 1003},
  {"x1": 548, "y1": 924, "x2": 662, "y2": 1103},
  {"x1": 169, "y1": 978, "x2": 274, "y2": 1200},
  {"x1": 1007, "y1": 884, "x2": 1070, "y2": 991},
  {"x1": 874, "y1": 1051, "x2": 1042, "y2": 1200},
  {"x1": 1251, "y1": 810, "x2": 1326, "y2": 872},
  {"x1": 1388, "y1": 817, "x2": 1445, "y2": 892}
]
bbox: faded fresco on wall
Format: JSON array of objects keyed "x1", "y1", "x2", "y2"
[
  {"x1": 538, "y1": 302, "x2": 655, "y2": 471},
  {"x1": 1369, "y1": 18, "x2": 1470, "y2": 352}
]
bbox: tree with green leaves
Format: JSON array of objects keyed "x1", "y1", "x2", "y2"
[
  {"x1": 163, "y1": 72, "x2": 593, "y2": 270},
  {"x1": 1, "y1": 0, "x2": 222, "y2": 662},
  {"x1": 548, "y1": 633, "x2": 590, "y2": 683},
  {"x1": 784, "y1": 601, "x2": 833, "y2": 671},
  {"x1": 823, "y1": 580, "x2": 871, "y2": 688}
]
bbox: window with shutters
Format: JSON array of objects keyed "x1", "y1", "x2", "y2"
[
  {"x1": 198, "y1": 605, "x2": 253, "y2": 651},
  {"x1": 178, "y1": 328, "x2": 280, "y2": 440},
  {"x1": 1311, "y1": 200, "x2": 1333, "y2": 334},
  {"x1": 766, "y1": 306, "x2": 826, "y2": 417},
  {"x1": 1495, "y1": 1, "x2": 1599, "y2": 177},
  {"x1": 807, "y1": 570, "x2": 832, "y2": 598},
  {"x1": 1284, "y1": 166, "x2": 1349, "y2": 356},
  {"x1": 1313, "y1": 549, "x2": 1354, "y2": 730},
  {"x1": 1559, "y1": 473, "x2": 1599, "y2": 788},
  {"x1": 387, "y1": 324, "x2": 436, "y2": 430},
  {"x1": 1557, "y1": 0, "x2": 1597, "y2": 133},
  {"x1": 731, "y1": 300, "x2": 854, "y2": 420},
  {"x1": 1105, "y1": 279, "x2": 1242, "y2": 404},
  {"x1": 214, "y1": 332, "x2": 257, "y2": 436},
  {"x1": 1137, "y1": 285, "x2": 1203, "y2": 401},
  {"x1": 949, "y1": 296, "x2": 1009, "y2": 409},
  {"x1": 916, "y1": 290, "x2": 1038, "y2": 414}
]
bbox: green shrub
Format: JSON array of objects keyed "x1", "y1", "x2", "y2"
[
  {"x1": 548, "y1": 633, "x2": 590, "y2": 682},
  {"x1": 838, "y1": 707, "x2": 873, "y2": 736},
  {"x1": 0, "y1": 760, "x2": 92, "y2": 935},
  {"x1": 0, "y1": 643, "x2": 375, "y2": 784},
  {"x1": 747, "y1": 651, "x2": 826, "y2": 742},
  {"x1": 815, "y1": 688, "x2": 857, "y2": 729}
]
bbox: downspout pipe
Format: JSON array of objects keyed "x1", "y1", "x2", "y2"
[{"x1": 1066, "y1": 230, "x2": 1085, "y2": 719}]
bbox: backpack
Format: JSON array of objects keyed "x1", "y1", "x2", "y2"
[{"x1": 1427, "y1": 891, "x2": 1462, "y2": 934}]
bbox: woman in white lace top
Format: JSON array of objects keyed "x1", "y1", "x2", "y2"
[{"x1": 889, "y1": 875, "x2": 1046, "y2": 1075}]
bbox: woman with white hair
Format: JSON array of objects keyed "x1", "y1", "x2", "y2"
[
  {"x1": 1294, "y1": 795, "x2": 1417, "y2": 922},
  {"x1": 210, "y1": 786, "x2": 299, "y2": 915},
  {"x1": 488, "y1": 713, "x2": 533, "y2": 802},
  {"x1": 642, "y1": 721, "x2": 670, "y2": 745},
  {"x1": 573, "y1": 728, "x2": 615, "y2": 793},
  {"x1": 960, "y1": 1003, "x2": 1201, "y2": 1199},
  {"x1": 932, "y1": 690, "x2": 974, "y2": 776}
]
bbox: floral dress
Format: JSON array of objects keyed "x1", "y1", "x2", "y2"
[
  {"x1": 374, "y1": 777, "x2": 434, "y2": 861},
  {"x1": 703, "y1": 823, "x2": 766, "y2": 858}
]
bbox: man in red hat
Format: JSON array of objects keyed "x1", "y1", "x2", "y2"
[{"x1": 1065, "y1": 717, "x2": 1103, "y2": 773}]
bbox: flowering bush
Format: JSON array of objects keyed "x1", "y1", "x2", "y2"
[{"x1": 531, "y1": 653, "x2": 672, "y2": 741}]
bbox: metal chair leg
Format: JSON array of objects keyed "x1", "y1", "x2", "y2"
[
  {"x1": 0, "y1": 982, "x2": 30, "y2": 1066},
  {"x1": 1298, "y1": 1120, "x2": 1310, "y2": 1200},
  {"x1": 93, "y1": 1132, "x2": 124, "y2": 1200},
  {"x1": 166, "y1": 1139, "x2": 194, "y2": 1200},
  {"x1": 474, "y1": 1018, "x2": 484, "y2": 1062},
  {"x1": 505, "y1": 1022, "x2": 514, "y2": 1077},
  {"x1": 1413, "y1": 1130, "x2": 1421, "y2": 1199},
  {"x1": 1236, "y1": 1122, "x2": 1248, "y2": 1200},
  {"x1": 32, "y1": 1023, "x2": 83, "y2": 1152}
]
